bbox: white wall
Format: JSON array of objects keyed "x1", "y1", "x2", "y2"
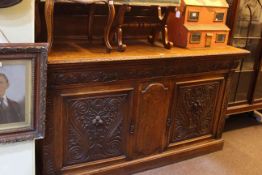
[
  {"x1": 0, "y1": 141, "x2": 35, "y2": 175},
  {"x1": 0, "y1": 0, "x2": 34, "y2": 43},
  {"x1": 0, "y1": 0, "x2": 35, "y2": 175}
]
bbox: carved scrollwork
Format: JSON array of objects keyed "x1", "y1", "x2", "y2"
[
  {"x1": 172, "y1": 83, "x2": 220, "y2": 142},
  {"x1": 50, "y1": 71, "x2": 119, "y2": 85},
  {"x1": 63, "y1": 94, "x2": 128, "y2": 166},
  {"x1": 48, "y1": 60, "x2": 235, "y2": 87}
]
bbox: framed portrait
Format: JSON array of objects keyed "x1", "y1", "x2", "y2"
[{"x1": 0, "y1": 43, "x2": 47, "y2": 143}]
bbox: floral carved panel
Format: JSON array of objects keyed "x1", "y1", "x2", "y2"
[
  {"x1": 172, "y1": 82, "x2": 220, "y2": 142},
  {"x1": 63, "y1": 93, "x2": 130, "y2": 166}
]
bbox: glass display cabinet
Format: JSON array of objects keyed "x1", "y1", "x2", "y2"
[{"x1": 226, "y1": 0, "x2": 262, "y2": 115}]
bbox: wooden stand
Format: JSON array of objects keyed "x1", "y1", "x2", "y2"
[
  {"x1": 44, "y1": 1, "x2": 176, "y2": 52},
  {"x1": 110, "y1": 6, "x2": 174, "y2": 51}
]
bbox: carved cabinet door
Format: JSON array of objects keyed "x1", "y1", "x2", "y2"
[
  {"x1": 128, "y1": 80, "x2": 174, "y2": 159},
  {"x1": 60, "y1": 86, "x2": 134, "y2": 170},
  {"x1": 170, "y1": 77, "x2": 225, "y2": 145}
]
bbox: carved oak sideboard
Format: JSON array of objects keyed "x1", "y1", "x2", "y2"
[{"x1": 36, "y1": 43, "x2": 249, "y2": 175}]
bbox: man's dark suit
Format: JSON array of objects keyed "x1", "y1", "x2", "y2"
[{"x1": 0, "y1": 98, "x2": 23, "y2": 124}]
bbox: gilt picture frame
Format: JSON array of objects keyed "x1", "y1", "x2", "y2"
[{"x1": 0, "y1": 43, "x2": 47, "y2": 143}]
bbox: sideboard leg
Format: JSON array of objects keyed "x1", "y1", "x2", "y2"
[
  {"x1": 104, "y1": 0, "x2": 115, "y2": 52},
  {"x1": 113, "y1": 5, "x2": 131, "y2": 52},
  {"x1": 117, "y1": 27, "x2": 126, "y2": 51},
  {"x1": 45, "y1": 0, "x2": 54, "y2": 52},
  {"x1": 162, "y1": 24, "x2": 173, "y2": 49},
  {"x1": 161, "y1": 7, "x2": 173, "y2": 49}
]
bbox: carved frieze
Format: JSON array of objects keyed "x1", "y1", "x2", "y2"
[{"x1": 48, "y1": 59, "x2": 237, "y2": 86}]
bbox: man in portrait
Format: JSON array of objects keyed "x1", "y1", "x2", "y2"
[{"x1": 0, "y1": 73, "x2": 23, "y2": 124}]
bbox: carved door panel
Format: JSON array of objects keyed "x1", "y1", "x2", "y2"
[
  {"x1": 61, "y1": 88, "x2": 134, "y2": 168},
  {"x1": 170, "y1": 77, "x2": 224, "y2": 144},
  {"x1": 129, "y1": 80, "x2": 174, "y2": 158}
]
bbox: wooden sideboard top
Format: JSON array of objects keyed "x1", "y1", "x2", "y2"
[{"x1": 48, "y1": 40, "x2": 249, "y2": 64}]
